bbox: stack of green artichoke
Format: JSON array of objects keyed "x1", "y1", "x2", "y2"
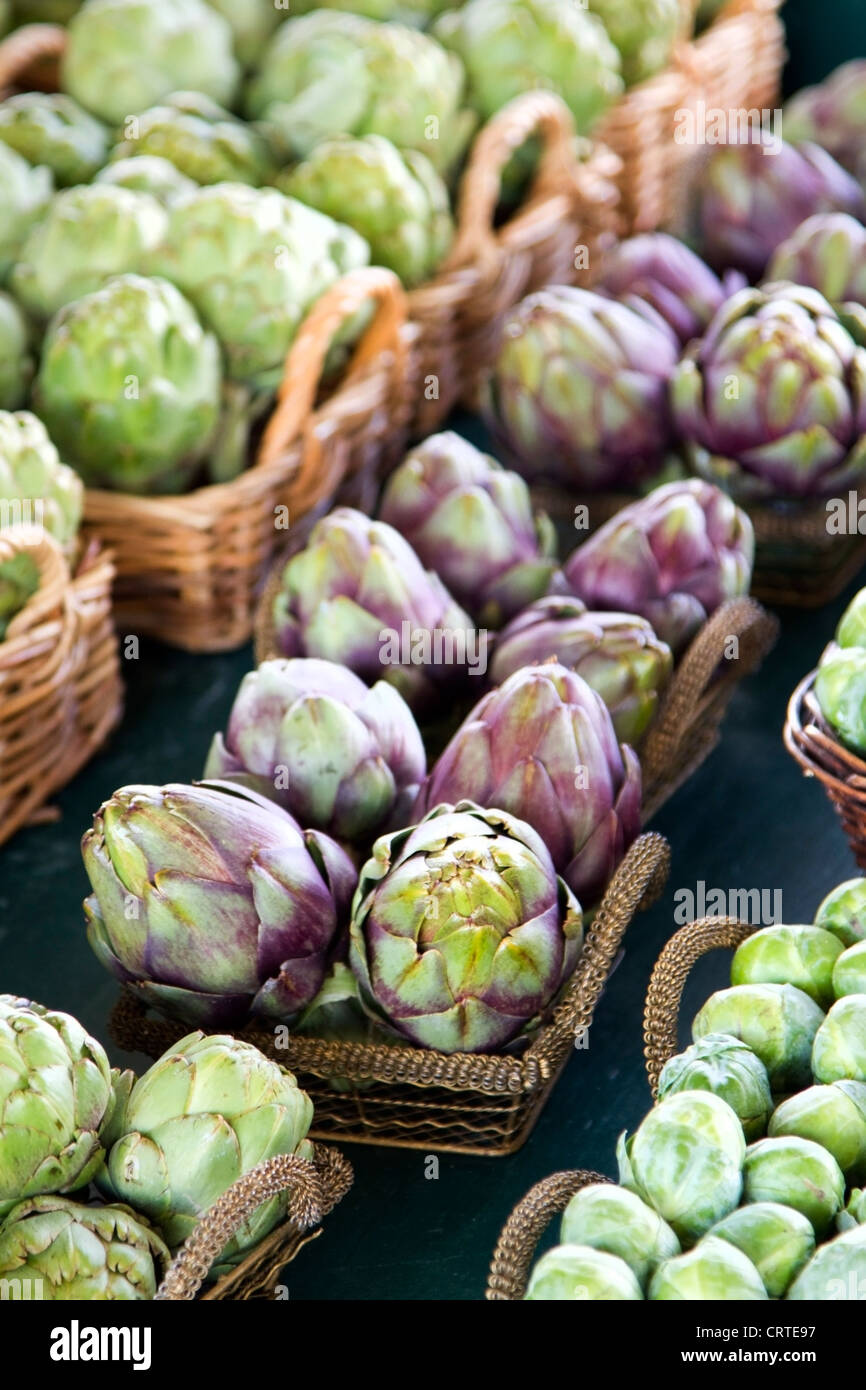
[{"x1": 524, "y1": 877, "x2": 866, "y2": 1299}]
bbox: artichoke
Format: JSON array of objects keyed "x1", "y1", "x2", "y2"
[
  {"x1": 63, "y1": 0, "x2": 240, "y2": 127},
  {"x1": 0, "y1": 411, "x2": 83, "y2": 553},
  {"x1": 696, "y1": 135, "x2": 865, "y2": 279},
  {"x1": 95, "y1": 155, "x2": 197, "y2": 204},
  {"x1": 34, "y1": 273, "x2": 222, "y2": 495},
  {"x1": 0, "y1": 293, "x2": 32, "y2": 411},
  {"x1": 784, "y1": 60, "x2": 866, "y2": 183},
  {"x1": 587, "y1": 0, "x2": 679, "y2": 86},
  {"x1": 489, "y1": 598, "x2": 672, "y2": 745},
  {"x1": 282, "y1": 135, "x2": 453, "y2": 289},
  {"x1": 432, "y1": 0, "x2": 623, "y2": 132},
  {"x1": 378, "y1": 432, "x2": 558, "y2": 626},
  {"x1": 483, "y1": 286, "x2": 679, "y2": 490},
  {"x1": 708, "y1": 1203, "x2": 815, "y2": 1299},
  {"x1": 731, "y1": 924, "x2": 844, "y2": 1010},
  {"x1": 11, "y1": 184, "x2": 167, "y2": 321},
  {"x1": 693, "y1": 984, "x2": 826, "y2": 1091},
  {"x1": 562, "y1": 480, "x2": 753, "y2": 654},
  {"x1": 110, "y1": 91, "x2": 276, "y2": 187},
  {"x1": 649, "y1": 1238, "x2": 767, "y2": 1300},
  {"x1": 288, "y1": 0, "x2": 452, "y2": 25},
  {"x1": 206, "y1": 0, "x2": 282, "y2": 67},
  {"x1": 672, "y1": 283, "x2": 866, "y2": 502},
  {"x1": 618, "y1": 1091, "x2": 746, "y2": 1244},
  {"x1": 834, "y1": 941, "x2": 866, "y2": 998},
  {"x1": 596, "y1": 232, "x2": 743, "y2": 347},
  {"x1": 0, "y1": 550, "x2": 39, "y2": 640},
  {"x1": 768, "y1": 213, "x2": 866, "y2": 314},
  {"x1": 0, "y1": 995, "x2": 115, "y2": 1217},
  {"x1": 147, "y1": 182, "x2": 369, "y2": 391},
  {"x1": 0, "y1": 141, "x2": 52, "y2": 283},
  {"x1": 0, "y1": 1196, "x2": 169, "y2": 1300},
  {"x1": 525, "y1": 1245, "x2": 643, "y2": 1300},
  {"x1": 246, "y1": 11, "x2": 474, "y2": 175},
  {"x1": 0, "y1": 92, "x2": 107, "y2": 187},
  {"x1": 815, "y1": 877, "x2": 866, "y2": 947},
  {"x1": 83, "y1": 781, "x2": 357, "y2": 1028},
  {"x1": 812, "y1": 995, "x2": 866, "y2": 1083},
  {"x1": 204, "y1": 657, "x2": 426, "y2": 845},
  {"x1": 348, "y1": 800, "x2": 584, "y2": 1053},
  {"x1": 271, "y1": 508, "x2": 481, "y2": 710},
  {"x1": 559, "y1": 1184, "x2": 679, "y2": 1287},
  {"x1": 657, "y1": 1035, "x2": 773, "y2": 1141},
  {"x1": 96, "y1": 1032, "x2": 313, "y2": 1271},
  {"x1": 769, "y1": 1082, "x2": 866, "y2": 1180},
  {"x1": 413, "y1": 662, "x2": 641, "y2": 903},
  {"x1": 816, "y1": 648, "x2": 866, "y2": 755},
  {"x1": 743, "y1": 1136, "x2": 845, "y2": 1235},
  {"x1": 787, "y1": 1224, "x2": 866, "y2": 1300}
]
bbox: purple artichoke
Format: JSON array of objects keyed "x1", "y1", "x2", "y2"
[
  {"x1": 83, "y1": 782, "x2": 357, "y2": 1028},
  {"x1": 596, "y1": 232, "x2": 746, "y2": 347},
  {"x1": 768, "y1": 213, "x2": 866, "y2": 311},
  {"x1": 697, "y1": 135, "x2": 866, "y2": 279},
  {"x1": 672, "y1": 283, "x2": 866, "y2": 501},
  {"x1": 378, "y1": 431, "x2": 558, "y2": 627},
  {"x1": 271, "y1": 507, "x2": 485, "y2": 709},
  {"x1": 784, "y1": 61, "x2": 866, "y2": 183},
  {"x1": 490, "y1": 596, "x2": 673, "y2": 744},
  {"x1": 482, "y1": 285, "x2": 679, "y2": 490},
  {"x1": 348, "y1": 800, "x2": 584, "y2": 1053},
  {"x1": 413, "y1": 663, "x2": 641, "y2": 903},
  {"x1": 204, "y1": 657, "x2": 426, "y2": 844},
  {"x1": 563, "y1": 481, "x2": 753, "y2": 652}
]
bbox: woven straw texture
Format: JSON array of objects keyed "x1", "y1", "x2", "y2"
[
  {"x1": 156, "y1": 1144, "x2": 353, "y2": 1301},
  {"x1": 785, "y1": 664, "x2": 866, "y2": 871},
  {"x1": 110, "y1": 832, "x2": 670, "y2": 1156},
  {"x1": 0, "y1": 529, "x2": 122, "y2": 845},
  {"x1": 485, "y1": 1169, "x2": 612, "y2": 1300}
]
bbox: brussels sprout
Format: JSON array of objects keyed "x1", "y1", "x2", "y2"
[
  {"x1": 787, "y1": 1225, "x2": 866, "y2": 1300},
  {"x1": 559, "y1": 1184, "x2": 679, "y2": 1287},
  {"x1": 837, "y1": 590, "x2": 866, "y2": 650},
  {"x1": 833, "y1": 941, "x2": 866, "y2": 998},
  {"x1": 742, "y1": 1137, "x2": 845, "y2": 1235},
  {"x1": 658, "y1": 1035, "x2": 772, "y2": 1140},
  {"x1": 708, "y1": 1202, "x2": 815, "y2": 1298},
  {"x1": 812, "y1": 995, "x2": 866, "y2": 1082},
  {"x1": 769, "y1": 1082, "x2": 866, "y2": 1179},
  {"x1": 619, "y1": 1091, "x2": 745, "y2": 1244},
  {"x1": 648, "y1": 1237, "x2": 767, "y2": 1301},
  {"x1": 692, "y1": 984, "x2": 825, "y2": 1091},
  {"x1": 525, "y1": 1244, "x2": 643, "y2": 1300},
  {"x1": 731, "y1": 925, "x2": 843, "y2": 1008},
  {"x1": 838, "y1": 1188, "x2": 866, "y2": 1231},
  {"x1": 815, "y1": 877, "x2": 866, "y2": 947},
  {"x1": 815, "y1": 647, "x2": 866, "y2": 755}
]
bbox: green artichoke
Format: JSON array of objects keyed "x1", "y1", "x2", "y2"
[
  {"x1": 692, "y1": 983, "x2": 825, "y2": 1091},
  {"x1": 816, "y1": 647, "x2": 866, "y2": 756},
  {"x1": 588, "y1": 0, "x2": 680, "y2": 86},
  {"x1": 147, "y1": 182, "x2": 369, "y2": 390},
  {"x1": 96, "y1": 1031, "x2": 314, "y2": 1272},
  {"x1": 731, "y1": 924, "x2": 844, "y2": 1010},
  {"x1": 834, "y1": 941, "x2": 866, "y2": 998},
  {"x1": 768, "y1": 213, "x2": 866, "y2": 314},
  {"x1": 11, "y1": 184, "x2": 167, "y2": 321},
  {"x1": 433, "y1": 0, "x2": 623, "y2": 132},
  {"x1": 788, "y1": 1224, "x2": 866, "y2": 1300},
  {"x1": 708, "y1": 1203, "x2": 815, "y2": 1298},
  {"x1": 742, "y1": 1136, "x2": 845, "y2": 1235},
  {"x1": 815, "y1": 877, "x2": 866, "y2": 947},
  {"x1": 63, "y1": 0, "x2": 240, "y2": 127},
  {"x1": 110, "y1": 91, "x2": 276, "y2": 187},
  {"x1": 95, "y1": 154, "x2": 197, "y2": 204},
  {"x1": 489, "y1": 598, "x2": 673, "y2": 745},
  {"x1": 0, "y1": 141, "x2": 52, "y2": 283},
  {"x1": 525, "y1": 1245, "x2": 643, "y2": 1300},
  {"x1": 0, "y1": 411, "x2": 83, "y2": 552},
  {"x1": 559, "y1": 1184, "x2": 679, "y2": 1287},
  {"x1": 0, "y1": 995, "x2": 116, "y2": 1218},
  {"x1": 657, "y1": 1035, "x2": 772, "y2": 1141},
  {"x1": 649, "y1": 1237, "x2": 767, "y2": 1300},
  {"x1": 283, "y1": 135, "x2": 453, "y2": 288},
  {"x1": 812, "y1": 995, "x2": 866, "y2": 1083},
  {"x1": 348, "y1": 800, "x2": 584, "y2": 1053},
  {"x1": 0, "y1": 1196, "x2": 169, "y2": 1300},
  {"x1": 206, "y1": 0, "x2": 282, "y2": 67},
  {"x1": 246, "y1": 11, "x2": 474, "y2": 174},
  {"x1": 0, "y1": 551, "x2": 39, "y2": 640},
  {"x1": 0, "y1": 92, "x2": 106, "y2": 188},
  {"x1": 769, "y1": 1082, "x2": 866, "y2": 1180},
  {"x1": 288, "y1": 0, "x2": 451, "y2": 25},
  {"x1": 34, "y1": 273, "x2": 222, "y2": 495},
  {"x1": 0, "y1": 292, "x2": 33, "y2": 410}
]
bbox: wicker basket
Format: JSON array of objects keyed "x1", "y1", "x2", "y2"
[
  {"x1": 784, "y1": 664, "x2": 866, "y2": 870},
  {"x1": 0, "y1": 528, "x2": 122, "y2": 846},
  {"x1": 110, "y1": 831, "x2": 670, "y2": 1157},
  {"x1": 156, "y1": 1144, "x2": 352, "y2": 1301},
  {"x1": 485, "y1": 1168, "x2": 613, "y2": 1300}
]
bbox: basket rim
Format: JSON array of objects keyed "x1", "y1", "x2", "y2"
[{"x1": 784, "y1": 664, "x2": 866, "y2": 805}]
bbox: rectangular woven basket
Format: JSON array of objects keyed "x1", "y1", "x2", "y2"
[{"x1": 0, "y1": 528, "x2": 122, "y2": 846}]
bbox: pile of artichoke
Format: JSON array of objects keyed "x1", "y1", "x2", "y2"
[{"x1": 525, "y1": 876, "x2": 866, "y2": 1299}]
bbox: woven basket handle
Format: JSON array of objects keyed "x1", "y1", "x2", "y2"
[
  {"x1": 0, "y1": 23, "x2": 65, "y2": 92},
  {"x1": 641, "y1": 597, "x2": 775, "y2": 793},
  {"x1": 644, "y1": 916, "x2": 756, "y2": 1098},
  {"x1": 155, "y1": 1146, "x2": 353, "y2": 1301},
  {"x1": 486, "y1": 1169, "x2": 611, "y2": 1300},
  {"x1": 448, "y1": 91, "x2": 579, "y2": 269},
  {"x1": 256, "y1": 266, "x2": 409, "y2": 477}
]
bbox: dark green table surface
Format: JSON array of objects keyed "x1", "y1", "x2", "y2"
[{"x1": 3, "y1": 0, "x2": 866, "y2": 1304}]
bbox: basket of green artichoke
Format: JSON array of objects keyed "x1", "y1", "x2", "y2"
[{"x1": 0, "y1": 994, "x2": 353, "y2": 1300}]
